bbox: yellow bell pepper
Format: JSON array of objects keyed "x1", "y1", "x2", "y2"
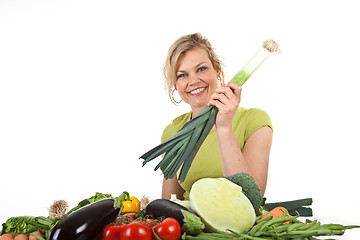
[{"x1": 122, "y1": 196, "x2": 141, "y2": 212}]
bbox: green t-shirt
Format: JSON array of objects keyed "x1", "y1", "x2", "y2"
[{"x1": 161, "y1": 107, "x2": 272, "y2": 199}]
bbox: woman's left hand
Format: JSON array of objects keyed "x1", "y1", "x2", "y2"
[{"x1": 208, "y1": 82, "x2": 242, "y2": 129}]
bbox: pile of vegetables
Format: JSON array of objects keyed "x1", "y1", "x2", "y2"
[
  {"x1": 0, "y1": 191, "x2": 199, "y2": 240},
  {"x1": 179, "y1": 173, "x2": 360, "y2": 239},
  {"x1": 1, "y1": 175, "x2": 359, "y2": 239}
]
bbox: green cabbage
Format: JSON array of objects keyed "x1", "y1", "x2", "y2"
[{"x1": 189, "y1": 178, "x2": 256, "y2": 233}]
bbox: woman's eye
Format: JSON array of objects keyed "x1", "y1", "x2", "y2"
[
  {"x1": 177, "y1": 73, "x2": 187, "y2": 78},
  {"x1": 197, "y1": 67, "x2": 207, "y2": 72}
]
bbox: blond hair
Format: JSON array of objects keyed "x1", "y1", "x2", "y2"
[{"x1": 163, "y1": 33, "x2": 224, "y2": 104}]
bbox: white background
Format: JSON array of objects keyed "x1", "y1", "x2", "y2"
[{"x1": 1, "y1": 0, "x2": 359, "y2": 239}]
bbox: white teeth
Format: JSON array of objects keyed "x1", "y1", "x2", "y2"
[{"x1": 190, "y1": 88, "x2": 205, "y2": 94}]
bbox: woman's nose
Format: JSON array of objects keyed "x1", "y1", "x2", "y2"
[{"x1": 188, "y1": 74, "x2": 200, "y2": 85}]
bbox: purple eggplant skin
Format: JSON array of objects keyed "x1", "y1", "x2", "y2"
[
  {"x1": 143, "y1": 199, "x2": 190, "y2": 226},
  {"x1": 48, "y1": 198, "x2": 119, "y2": 240}
]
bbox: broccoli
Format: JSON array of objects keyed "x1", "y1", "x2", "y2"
[{"x1": 223, "y1": 172, "x2": 264, "y2": 216}]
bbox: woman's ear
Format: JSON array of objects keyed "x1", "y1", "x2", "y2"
[
  {"x1": 217, "y1": 71, "x2": 224, "y2": 86},
  {"x1": 217, "y1": 70, "x2": 221, "y2": 79}
]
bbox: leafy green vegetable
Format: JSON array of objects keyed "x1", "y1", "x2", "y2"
[
  {"x1": 66, "y1": 192, "x2": 112, "y2": 215},
  {"x1": 1, "y1": 216, "x2": 38, "y2": 235},
  {"x1": 0, "y1": 192, "x2": 113, "y2": 237},
  {"x1": 189, "y1": 178, "x2": 256, "y2": 233}
]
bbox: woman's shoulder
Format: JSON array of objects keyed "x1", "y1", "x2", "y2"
[
  {"x1": 161, "y1": 112, "x2": 192, "y2": 142},
  {"x1": 236, "y1": 107, "x2": 271, "y2": 120},
  {"x1": 234, "y1": 106, "x2": 272, "y2": 131},
  {"x1": 171, "y1": 111, "x2": 192, "y2": 126}
]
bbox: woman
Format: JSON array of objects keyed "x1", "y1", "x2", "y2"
[{"x1": 161, "y1": 33, "x2": 273, "y2": 200}]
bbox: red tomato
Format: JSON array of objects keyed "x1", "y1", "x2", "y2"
[
  {"x1": 141, "y1": 219, "x2": 157, "y2": 240},
  {"x1": 122, "y1": 212, "x2": 137, "y2": 220},
  {"x1": 142, "y1": 218, "x2": 157, "y2": 228},
  {"x1": 101, "y1": 223, "x2": 126, "y2": 240},
  {"x1": 116, "y1": 212, "x2": 137, "y2": 222},
  {"x1": 152, "y1": 218, "x2": 181, "y2": 240},
  {"x1": 120, "y1": 222, "x2": 152, "y2": 240}
]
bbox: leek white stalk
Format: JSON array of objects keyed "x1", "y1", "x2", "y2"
[
  {"x1": 140, "y1": 39, "x2": 280, "y2": 183},
  {"x1": 230, "y1": 39, "x2": 280, "y2": 86}
]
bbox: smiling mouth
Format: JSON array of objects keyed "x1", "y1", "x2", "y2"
[{"x1": 189, "y1": 87, "x2": 206, "y2": 95}]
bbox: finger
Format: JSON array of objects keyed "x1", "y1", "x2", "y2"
[
  {"x1": 215, "y1": 85, "x2": 238, "y2": 105},
  {"x1": 208, "y1": 98, "x2": 225, "y2": 113},
  {"x1": 210, "y1": 92, "x2": 231, "y2": 105},
  {"x1": 227, "y1": 82, "x2": 241, "y2": 94},
  {"x1": 214, "y1": 85, "x2": 227, "y2": 94},
  {"x1": 226, "y1": 82, "x2": 242, "y2": 101},
  {"x1": 213, "y1": 86, "x2": 234, "y2": 100}
]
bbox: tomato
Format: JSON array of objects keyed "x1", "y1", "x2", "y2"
[
  {"x1": 120, "y1": 222, "x2": 152, "y2": 240},
  {"x1": 101, "y1": 223, "x2": 126, "y2": 240},
  {"x1": 152, "y1": 218, "x2": 181, "y2": 240},
  {"x1": 141, "y1": 218, "x2": 157, "y2": 240},
  {"x1": 122, "y1": 196, "x2": 141, "y2": 212},
  {"x1": 117, "y1": 212, "x2": 137, "y2": 221},
  {"x1": 142, "y1": 218, "x2": 157, "y2": 228}
]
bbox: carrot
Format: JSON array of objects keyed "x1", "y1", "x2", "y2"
[
  {"x1": 260, "y1": 206, "x2": 291, "y2": 224},
  {"x1": 0, "y1": 233, "x2": 14, "y2": 240},
  {"x1": 29, "y1": 232, "x2": 43, "y2": 240}
]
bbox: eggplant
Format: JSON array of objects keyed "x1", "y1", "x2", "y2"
[
  {"x1": 143, "y1": 199, "x2": 204, "y2": 235},
  {"x1": 49, "y1": 192, "x2": 128, "y2": 240},
  {"x1": 143, "y1": 199, "x2": 188, "y2": 225}
]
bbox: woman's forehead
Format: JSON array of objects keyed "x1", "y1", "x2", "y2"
[{"x1": 177, "y1": 47, "x2": 210, "y2": 71}]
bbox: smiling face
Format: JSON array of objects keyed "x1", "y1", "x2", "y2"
[{"x1": 175, "y1": 46, "x2": 219, "y2": 115}]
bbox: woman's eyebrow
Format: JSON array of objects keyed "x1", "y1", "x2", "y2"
[
  {"x1": 177, "y1": 62, "x2": 208, "y2": 73},
  {"x1": 195, "y1": 62, "x2": 207, "y2": 68}
]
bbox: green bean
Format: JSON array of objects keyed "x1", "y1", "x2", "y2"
[
  {"x1": 269, "y1": 222, "x2": 285, "y2": 228},
  {"x1": 308, "y1": 222, "x2": 321, "y2": 231},
  {"x1": 285, "y1": 222, "x2": 305, "y2": 232},
  {"x1": 184, "y1": 233, "x2": 231, "y2": 240},
  {"x1": 201, "y1": 232, "x2": 234, "y2": 239},
  {"x1": 226, "y1": 230, "x2": 273, "y2": 240},
  {"x1": 184, "y1": 235, "x2": 206, "y2": 240},
  {"x1": 235, "y1": 234, "x2": 272, "y2": 240},
  {"x1": 295, "y1": 219, "x2": 318, "y2": 231},
  {"x1": 254, "y1": 215, "x2": 298, "y2": 236},
  {"x1": 318, "y1": 223, "x2": 345, "y2": 230},
  {"x1": 247, "y1": 220, "x2": 268, "y2": 236},
  {"x1": 254, "y1": 214, "x2": 273, "y2": 224},
  {"x1": 187, "y1": 220, "x2": 359, "y2": 240},
  {"x1": 280, "y1": 229, "x2": 344, "y2": 238},
  {"x1": 266, "y1": 223, "x2": 290, "y2": 235},
  {"x1": 345, "y1": 225, "x2": 360, "y2": 230}
]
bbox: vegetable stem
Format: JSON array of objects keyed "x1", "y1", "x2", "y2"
[{"x1": 114, "y1": 191, "x2": 130, "y2": 213}]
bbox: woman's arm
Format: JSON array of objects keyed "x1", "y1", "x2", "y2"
[
  {"x1": 209, "y1": 82, "x2": 272, "y2": 196},
  {"x1": 161, "y1": 176, "x2": 185, "y2": 200},
  {"x1": 217, "y1": 126, "x2": 272, "y2": 196}
]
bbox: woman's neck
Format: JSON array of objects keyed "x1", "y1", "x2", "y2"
[{"x1": 190, "y1": 108, "x2": 202, "y2": 120}]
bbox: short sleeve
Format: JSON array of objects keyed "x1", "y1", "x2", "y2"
[
  {"x1": 161, "y1": 112, "x2": 192, "y2": 143},
  {"x1": 244, "y1": 108, "x2": 273, "y2": 142}
]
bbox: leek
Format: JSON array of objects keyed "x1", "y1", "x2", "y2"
[{"x1": 140, "y1": 39, "x2": 280, "y2": 183}]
